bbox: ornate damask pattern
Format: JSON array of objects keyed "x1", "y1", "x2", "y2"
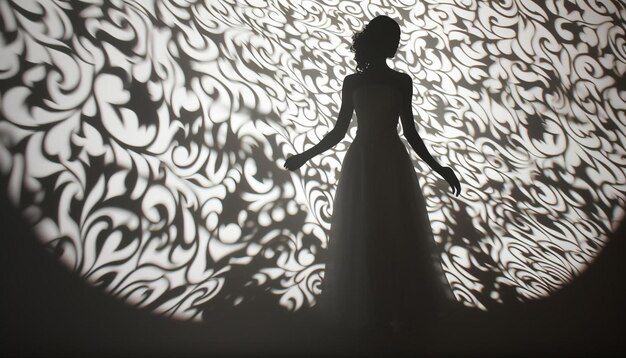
[{"x1": 0, "y1": 0, "x2": 624, "y2": 320}]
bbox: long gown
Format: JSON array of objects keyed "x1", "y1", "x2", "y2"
[{"x1": 317, "y1": 83, "x2": 452, "y2": 334}]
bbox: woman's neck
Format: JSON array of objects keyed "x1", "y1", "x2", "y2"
[{"x1": 367, "y1": 58, "x2": 390, "y2": 71}]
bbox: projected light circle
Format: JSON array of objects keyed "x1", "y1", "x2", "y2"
[{"x1": 0, "y1": 0, "x2": 625, "y2": 320}]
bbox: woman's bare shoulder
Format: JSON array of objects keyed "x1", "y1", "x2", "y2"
[
  {"x1": 390, "y1": 70, "x2": 411, "y2": 82},
  {"x1": 342, "y1": 72, "x2": 362, "y2": 90},
  {"x1": 344, "y1": 72, "x2": 360, "y2": 83}
]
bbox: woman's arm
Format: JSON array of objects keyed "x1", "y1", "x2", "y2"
[
  {"x1": 284, "y1": 75, "x2": 355, "y2": 171},
  {"x1": 399, "y1": 74, "x2": 461, "y2": 196}
]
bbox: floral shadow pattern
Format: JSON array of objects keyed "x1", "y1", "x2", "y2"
[{"x1": 0, "y1": 0, "x2": 625, "y2": 320}]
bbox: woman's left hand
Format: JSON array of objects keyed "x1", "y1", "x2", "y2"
[
  {"x1": 284, "y1": 153, "x2": 308, "y2": 171},
  {"x1": 438, "y1": 166, "x2": 461, "y2": 196}
]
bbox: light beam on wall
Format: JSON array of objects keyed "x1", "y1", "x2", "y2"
[{"x1": 0, "y1": 0, "x2": 625, "y2": 320}]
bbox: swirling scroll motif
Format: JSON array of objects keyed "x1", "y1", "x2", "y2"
[{"x1": 0, "y1": 0, "x2": 624, "y2": 319}]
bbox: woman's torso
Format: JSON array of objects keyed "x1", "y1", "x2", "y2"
[{"x1": 350, "y1": 69, "x2": 407, "y2": 141}]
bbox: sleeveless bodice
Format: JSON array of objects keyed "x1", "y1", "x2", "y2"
[{"x1": 352, "y1": 84, "x2": 402, "y2": 139}]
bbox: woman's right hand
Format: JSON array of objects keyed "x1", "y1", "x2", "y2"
[
  {"x1": 438, "y1": 166, "x2": 461, "y2": 196},
  {"x1": 284, "y1": 153, "x2": 309, "y2": 171}
]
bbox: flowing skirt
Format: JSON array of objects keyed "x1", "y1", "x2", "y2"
[{"x1": 317, "y1": 134, "x2": 451, "y2": 333}]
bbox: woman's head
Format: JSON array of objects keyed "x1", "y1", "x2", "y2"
[{"x1": 351, "y1": 16, "x2": 401, "y2": 72}]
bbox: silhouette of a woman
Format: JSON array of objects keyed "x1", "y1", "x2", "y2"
[{"x1": 284, "y1": 16, "x2": 461, "y2": 334}]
